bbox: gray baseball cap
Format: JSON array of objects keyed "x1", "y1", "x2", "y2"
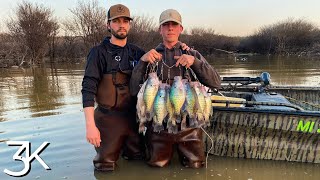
[{"x1": 159, "y1": 9, "x2": 182, "y2": 26}]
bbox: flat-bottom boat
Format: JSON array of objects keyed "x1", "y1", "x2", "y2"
[{"x1": 207, "y1": 72, "x2": 320, "y2": 163}]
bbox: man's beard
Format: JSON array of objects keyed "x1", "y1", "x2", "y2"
[{"x1": 111, "y1": 29, "x2": 128, "y2": 39}]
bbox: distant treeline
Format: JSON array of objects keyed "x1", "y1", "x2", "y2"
[{"x1": 1, "y1": 0, "x2": 320, "y2": 67}]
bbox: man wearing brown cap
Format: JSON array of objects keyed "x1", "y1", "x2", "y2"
[
  {"x1": 130, "y1": 9, "x2": 221, "y2": 168},
  {"x1": 81, "y1": 4, "x2": 145, "y2": 171}
]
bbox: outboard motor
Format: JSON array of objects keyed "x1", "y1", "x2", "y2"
[{"x1": 260, "y1": 72, "x2": 271, "y2": 86}]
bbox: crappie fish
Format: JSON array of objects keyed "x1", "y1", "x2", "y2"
[
  {"x1": 201, "y1": 86, "x2": 213, "y2": 127},
  {"x1": 143, "y1": 72, "x2": 160, "y2": 120},
  {"x1": 166, "y1": 85, "x2": 178, "y2": 134},
  {"x1": 153, "y1": 83, "x2": 169, "y2": 132},
  {"x1": 169, "y1": 76, "x2": 186, "y2": 123},
  {"x1": 136, "y1": 80, "x2": 148, "y2": 133},
  {"x1": 191, "y1": 81, "x2": 205, "y2": 126},
  {"x1": 181, "y1": 80, "x2": 199, "y2": 129}
]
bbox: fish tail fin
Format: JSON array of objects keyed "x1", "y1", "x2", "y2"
[
  {"x1": 196, "y1": 113, "x2": 205, "y2": 128},
  {"x1": 146, "y1": 110, "x2": 154, "y2": 121},
  {"x1": 188, "y1": 117, "x2": 197, "y2": 128},
  {"x1": 138, "y1": 123, "x2": 146, "y2": 133},
  {"x1": 167, "y1": 122, "x2": 178, "y2": 134},
  {"x1": 181, "y1": 113, "x2": 188, "y2": 130},
  {"x1": 153, "y1": 122, "x2": 164, "y2": 133},
  {"x1": 175, "y1": 114, "x2": 181, "y2": 123}
]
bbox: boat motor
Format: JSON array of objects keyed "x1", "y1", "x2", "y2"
[
  {"x1": 260, "y1": 72, "x2": 271, "y2": 86},
  {"x1": 220, "y1": 72, "x2": 271, "y2": 92}
]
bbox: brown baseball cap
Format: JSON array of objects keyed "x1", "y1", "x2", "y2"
[
  {"x1": 107, "y1": 4, "x2": 132, "y2": 21},
  {"x1": 159, "y1": 9, "x2": 182, "y2": 26}
]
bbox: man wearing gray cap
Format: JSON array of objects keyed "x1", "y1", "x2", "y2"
[
  {"x1": 81, "y1": 4, "x2": 145, "y2": 171},
  {"x1": 130, "y1": 9, "x2": 221, "y2": 168}
]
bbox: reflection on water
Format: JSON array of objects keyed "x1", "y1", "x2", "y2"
[
  {"x1": 0, "y1": 63, "x2": 84, "y2": 122},
  {"x1": 211, "y1": 55, "x2": 320, "y2": 86},
  {"x1": 0, "y1": 57, "x2": 319, "y2": 179},
  {"x1": 0, "y1": 131, "x2": 6, "y2": 143},
  {"x1": 28, "y1": 67, "x2": 63, "y2": 116},
  {"x1": 0, "y1": 86, "x2": 4, "y2": 122}
]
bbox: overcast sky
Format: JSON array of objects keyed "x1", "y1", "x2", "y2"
[{"x1": 0, "y1": 0, "x2": 319, "y2": 36}]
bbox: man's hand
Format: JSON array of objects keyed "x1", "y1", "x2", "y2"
[
  {"x1": 86, "y1": 125, "x2": 101, "y2": 147},
  {"x1": 181, "y1": 43, "x2": 191, "y2": 51},
  {"x1": 174, "y1": 54, "x2": 195, "y2": 68},
  {"x1": 141, "y1": 49, "x2": 162, "y2": 64},
  {"x1": 84, "y1": 107, "x2": 101, "y2": 147}
]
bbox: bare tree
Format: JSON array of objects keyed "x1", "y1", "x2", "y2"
[
  {"x1": 181, "y1": 27, "x2": 239, "y2": 56},
  {"x1": 242, "y1": 18, "x2": 320, "y2": 55},
  {"x1": 6, "y1": 1, "x2": 59, "y2": 65},
  {"x1": 64, "y1": 0, "x2": 108, "y2": 50},
  {"x1": 188, "y1": 27, "x2": 215, "y2": 36},
  {"x1": 128, "y1": 15, "x2": 160, "y2": 50},
  {"x1": 130, "y1": 15, "x2": 156, "y2": 33}
]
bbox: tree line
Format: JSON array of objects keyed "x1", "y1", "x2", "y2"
[{"x1": 1, "y1": 1, "x2": 320, "y2": 67}]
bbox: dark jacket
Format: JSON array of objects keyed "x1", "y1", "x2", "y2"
[
  {"x1": 81, "y1": 37, "x2": 145, "y2": 108},
  {"x1": 130, "y1": 41, "x2": 221, "y2": 96}
]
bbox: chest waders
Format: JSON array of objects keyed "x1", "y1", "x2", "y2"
[
  {"x1": 145, "y1": 47, "x2": 205, "y2": 168},
  {"x1": 93, "y1": 48, "x2": 145, "y2": 171}
]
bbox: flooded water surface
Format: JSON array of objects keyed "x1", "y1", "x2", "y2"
[{"x1": 0, "y1": 56, "x2": 319, "y2": 180}]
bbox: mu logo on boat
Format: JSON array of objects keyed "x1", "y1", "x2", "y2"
[{"x1": 296, "y1": 119, "x2": 320, "y2": 133}]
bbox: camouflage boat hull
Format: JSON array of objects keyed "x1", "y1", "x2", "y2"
[
  {"x1": 207, "y1": 107, "x2": 320, "y2": 163},
  {"x1": 207, "y1": 82, "x2": 320, "y2": 163}
]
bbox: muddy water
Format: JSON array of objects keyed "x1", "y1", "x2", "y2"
[
  {"x1": 0, "y1": 57, "x2": 319, "y2": 180},
  {"x1": 214, "y1": 55, "x2": 320, "y2": 86}
]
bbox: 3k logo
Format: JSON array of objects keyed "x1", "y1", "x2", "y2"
[{"x1": 3, "y1": 141, "x2": 50, "y2": 177}]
